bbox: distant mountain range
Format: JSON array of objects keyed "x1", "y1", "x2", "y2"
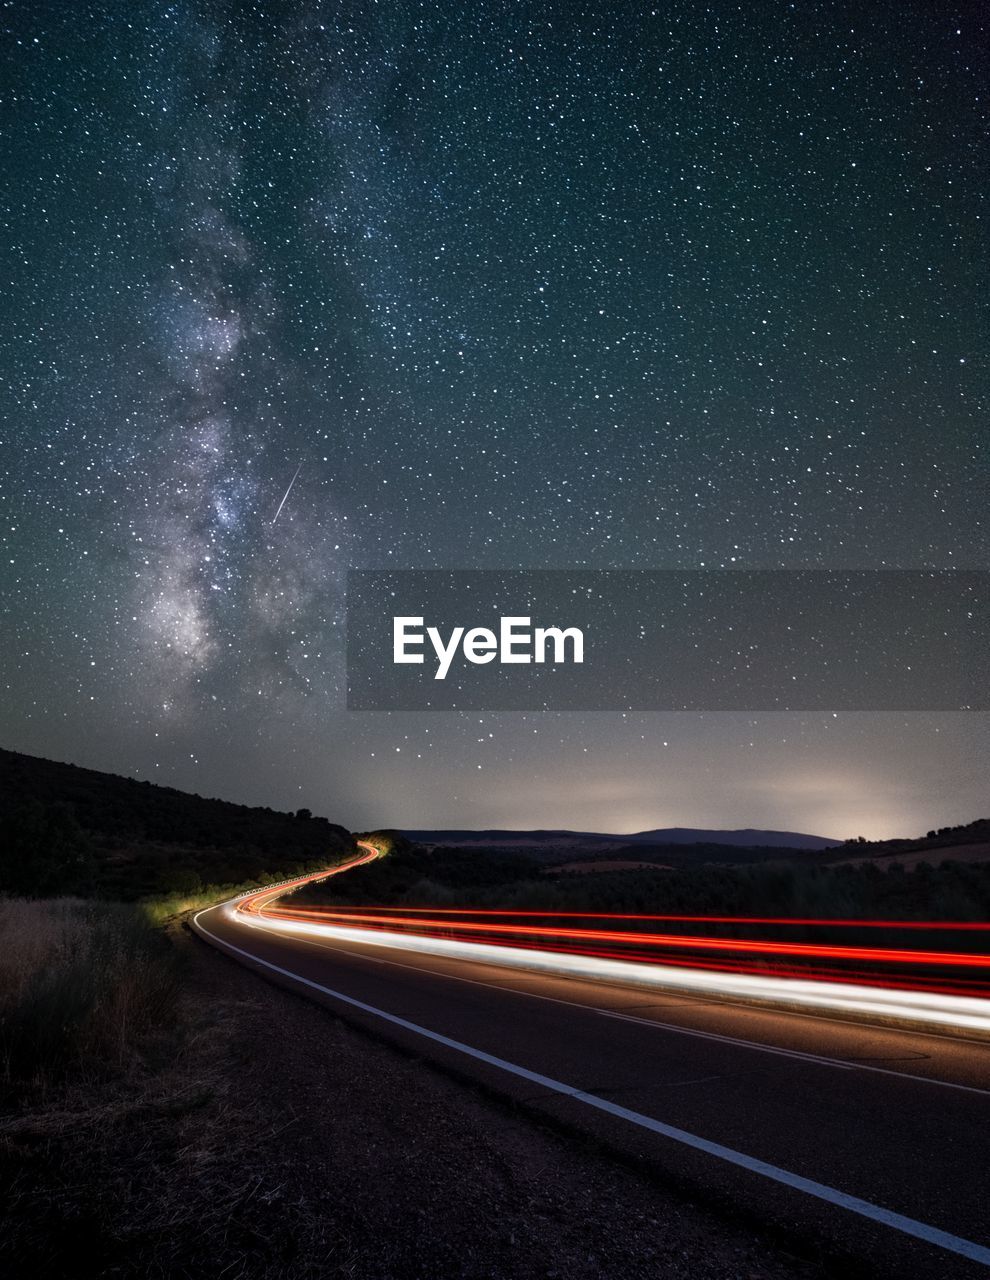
[{"x1": 402, "y1": 827, "x2": 841, "y2": 851}]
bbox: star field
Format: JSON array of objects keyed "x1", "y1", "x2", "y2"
[{"x1": 1, "y1": 1, "x2": 986, "y2": 837}]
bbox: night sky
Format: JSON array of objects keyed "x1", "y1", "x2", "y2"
[{"x1": 2, "y1": 1, "x2": 986, "y2": 839}]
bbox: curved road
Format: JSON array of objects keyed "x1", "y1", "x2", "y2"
[{"x1": 193, "y1": 844, "x2": 990, "y2": 1279}]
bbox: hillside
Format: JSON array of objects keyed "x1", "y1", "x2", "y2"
[
  {"x1": 403, "y1": 826, "x2": 840, "y2": 856},
  {"x1": 297, "y1": 828, "x2": 990, "y2": 923},
  {"x1": 401, "y1": 826, "x2": 841, "y2": 871},
  {"x1": 822, "y1": 819, "x2": 990, "y2": 869},
  {"x1": 0, "y1": 748, "x2": 355, "y2": 899}
]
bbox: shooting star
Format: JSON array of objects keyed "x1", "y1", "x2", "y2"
[{"x1": 272, "y1": 461, "x2": 302, "y2": 524}]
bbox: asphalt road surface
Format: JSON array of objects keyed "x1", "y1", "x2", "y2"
[{"x1": 194, "y1": 881, "x2": 990, "y2": 1279}]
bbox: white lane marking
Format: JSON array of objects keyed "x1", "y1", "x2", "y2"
[
  {"x1": 252, "y1": 922, "x2": 857, "y2": 1072},
  {"x1": 243, "y1": 915, "x2": 990, "y2": 1098},
  {"x1": 194, "y1": 909, "x2": 990, "y2": 1268},
  {"x1": 595, "y1": 1010, "x2": 990, "y2": 1098}
]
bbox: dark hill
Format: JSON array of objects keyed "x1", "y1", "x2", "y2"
[
  {"x1": 0, "y1": 747, "x2": 354, "y2": 899},
  {"x1": 820, "y1": 818, "x2": 990, "y2": 865},
  {"x1": 403, "y1": 826, "x2": 840, "y2": 855},
  {"x1": 628, "y1": 827, "x2": 840, "y2": 849}
]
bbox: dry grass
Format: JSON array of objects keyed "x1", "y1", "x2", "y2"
[
  {"x1": 0, "y1": 897, "x2": 180, "y2": 1086},
  {"x1": 0, "y1": 903, "x2": 276, "y2": 1276},
  {"x1": 141, "y1": 886, "x2": 238, "y2": 927},
  {"x1": 0, "y1": 922, "x2": 354, "y2": 1278}
]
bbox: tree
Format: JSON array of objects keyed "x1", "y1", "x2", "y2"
[{"x1": 0, "y1": 799, "x2": 95, "y2": 895}]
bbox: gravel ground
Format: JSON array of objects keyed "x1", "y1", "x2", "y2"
[{"x1": 1, "y1": 923, "x2": 824, "y2": 1279}]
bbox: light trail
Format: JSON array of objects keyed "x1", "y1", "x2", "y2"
[
  {"x1": 224, "y1": 846, "x2": 990, "y2": 1037},
  {"x1": 290, "y1": 928, "x2": 989, "y2": 1000},
  {"x1": 198, "y1": 842, "x2": 990, "y2": 1270},
  {"x1": 254, "y1": 906, "x2": 990, "y2": 970},
  {"x1": 195, "y1": 907, "x2": 990, "y2": 1268},
  {"x1": 235, "y1": 843, "x2": 382, "y2": 913},
  {"x1": 297, "y1": 906, "x2": 990, "y2": 932},
  {"x1": 231, "y1": 910, "x2": 990, "y2": 1036}
]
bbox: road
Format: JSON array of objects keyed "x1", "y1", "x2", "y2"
[{"x1": 193, "y1": 845, "x2": 990, "y2": 1278}]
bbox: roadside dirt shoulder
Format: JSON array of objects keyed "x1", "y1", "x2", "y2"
[
  {"x1": 2, "y1": 920, "x2": 821, "y2": 1279},
  {"x1": 174, "y1": 924, "x2": 820, "y2": 1279}
]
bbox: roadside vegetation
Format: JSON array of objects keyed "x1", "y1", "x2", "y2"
[
  {"x1": 0, "y1": 897, "x2": 181, "y2": 1090},
  {"x1": 297, "y1": 839, "x2": 990, "y2": 922},
  {"x1": 0, "y1": 900, "x2": 363, "y2": 1278},
  {"x1": 0, "y1": 750, "x2": 363, "y2": 1093},
  {"x1": 0, "y1": 750, "x2": 365, "y2": 1274},
  {"x1": 0, "y1": 844, "x2": 366, "y2": 1087}
]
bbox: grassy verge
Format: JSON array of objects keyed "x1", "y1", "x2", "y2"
[
  {"x1": 142, "y1": 850, "x2": 367, "y2": 927},
  {"x1": 0, "y1": 911, "x2": 332, "y2": 1276},
  {"x1": 0, "y1": 846, "x2": 361, "y2": 1090},
  {"x1": 0, "y1": 848, "x2": 378, "y2": 1276},
  {"x1": 0, "y1": 897, "x2": 180, "y2": 1089},
  {"x1": 141, "y1": 884, "x2": 247, "y2": 927}
]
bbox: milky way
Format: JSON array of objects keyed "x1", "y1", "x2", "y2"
[{"x1": 1, "y1": 2, "x2": 986, "y2": 835}]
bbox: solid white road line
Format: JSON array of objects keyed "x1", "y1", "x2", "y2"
[
  {"x1": 594, "y1": 1009, "x2": 990, "y2": 1097},
  {"x1": 193, "y1": 907, "x2": 990, "y2": 1268}
]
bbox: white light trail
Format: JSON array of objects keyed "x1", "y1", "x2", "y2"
[{"x1": 230, "y1": 908, "x2": 990, "y2": 1037}]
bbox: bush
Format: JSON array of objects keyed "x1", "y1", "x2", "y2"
[{"x1": 0, "y1": 799, "x2": 95, "y2": 895}]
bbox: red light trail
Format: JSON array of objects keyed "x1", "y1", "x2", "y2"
[
  {"x1": 254, "y1": 905, "x2": 990, "y2": 973},
  {"x1": 224, "y1": 843, "x2": 990, "y2": 1035},
  {"x1": 296, "y1": 906, "x2": 990, "y2": 932}
]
